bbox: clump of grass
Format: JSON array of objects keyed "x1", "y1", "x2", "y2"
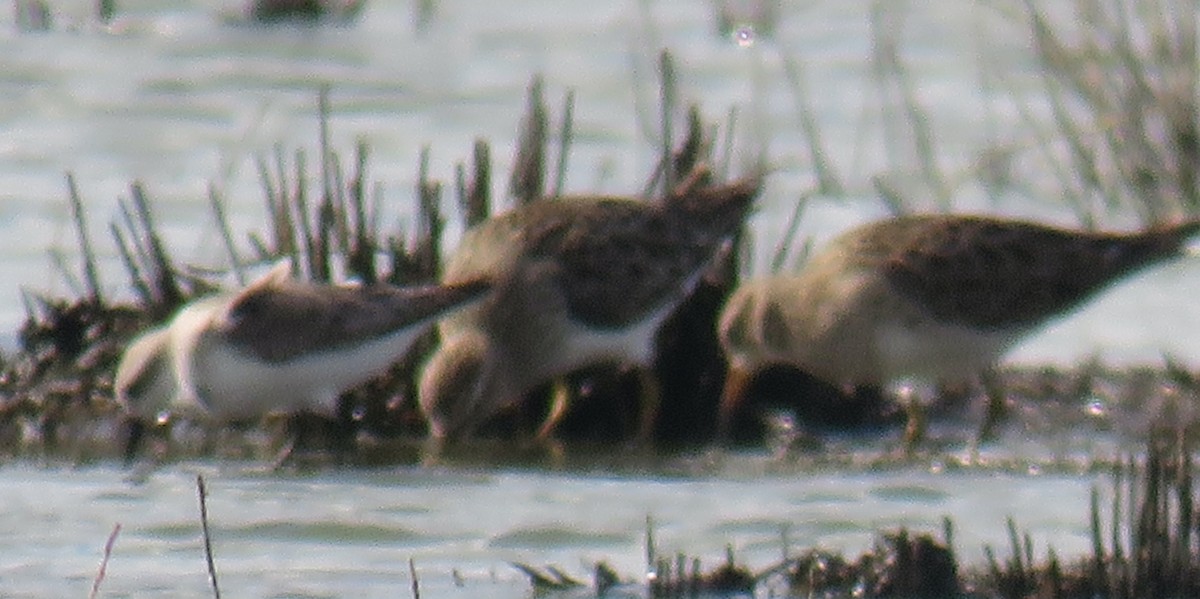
[{"x1": 961, "y1": 422, "x2": 1200, "y2": 599}]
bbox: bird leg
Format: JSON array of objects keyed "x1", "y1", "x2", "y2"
[
  {"x1": 535, "y1": 378, "x2": 573, "y2": 442},
  {"x1": 899, "y1": 385, "x2": 926, "y2": 457},
  {"x1": 633, "y1": 368, "x2": 661, "y2": 445},
  {"x1": 972, "y1": 368, "x2": 1008, "y2": 454},
  {"x1": 716, "y1": 365, "x2": 752, "y2": 444}
]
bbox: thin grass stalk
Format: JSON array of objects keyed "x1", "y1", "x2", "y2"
[
  {"x1": 110, "y1": 223, "x2": 153, "y2": 308},
  {"x1": 778, "y1": 50, "x2": 843, "y2": 195},
  {"x1": 551, "y1": 88, "x2": 575, "y2": 198},
  {"x1": 1159, "y1": 1, "x2": 1199, "y2": 212},
  {"x1": 18, "y1": 287, "x2": 37, "y2": 328},
  {"x1": 116, "y1": 198, "x2": 155, "y2": 284},
  {"x1": 196, "y1": 474, "x2": 221, "y2": 599},
  {"x1": 1005, "y1": 516, "x2": 1024, "y2": 588},
  {"x1": 65, "y1": 173, "x2": 103, "y2": 304},
  {"x1": 328, "y1": 150, "x2": 350, "y2": 255},
  {"x1": 318, "y1": 85, "x2": 348, "y2": 251},
  {"x1": 254, "y1": 152, "x2": 287, "y2": 257},
  {"x1": 88, "y1": 523, "x2": 121, "y2": 599},
  {"x1": 987, "y1": 64, "x2": 1093, "y2": 225},
  {"x1": 454, "y1": 161, "x2": 468, "y2": 221},
  {"x1": 1136, "y1": 445, "x2": 1161, "y2": 595},
  {"x1": 872, "y1": 7, "x2": 950, "y2": 210},
  {"x1": 983, "y1": 545, "x2": 1003, "y2": 591},
  {"x1": 942, "y1": 516, "x2": 955, "y2": 555},
  {"x1": 291, "y1": 149, "x2": 321, "y2": 281},
  {"x1": 246, "y1": 233, "x2": 271, "y2": 262},
  {"x1": 315, "y1": 191, "x2": 335, "y2": 284},
  {"x1": 645, "y1": 515, "x2": 656, "y2": 586},
  {"x1": 271, "y1": 144, "x2": 298, "y2": 259},
  {"x1": 868, "y1": 2, "x2": 905, "y2": 187},
  {"x1": 396, "y1": 145, "x2": 444, "y2": 284},
  {"x1": 1046, "y1": 547, "x2": 1062, "y2": 599},
  {"x1": 675, "y1": 553, "x2": 686, "y2": 595},
  {"x1": 1090, "y1": 485, "x2": 1108, "y2": 591},
  {"x1": 769, "y1": 192, "x2": 810, "y2": 273},
  {"x1": 458, "y1": 139, "x2": 492, "y2": 227},
  {"x1": 892, "y1": 56, "x2": 945, "y2": 211},
  {"x1": 1041, "y1": 67, "x2": 1121, "y2": 216},
  {"x1": 1174, "y1": 433, "x2": 1192, "y2": 589},
  {"x1": 510, "y1": 75, "x2": 547, "y2": 204},
  {"x1": 418, "y1": 155, "x2": 445, "y2": 282},
  {"x1": 1118, "y1": 456, "x2": 1133, "y2": 597},
  {"x1": 348, "y1": 139, "x2": 375, "y2": 284},
  {"x1": 716, "y1": 105, "x2": 738, "y2": 181},
  {"x1": 409, "y1": 557, "x2": 420, "y2": 599},
  {"x1": 130, "y1": 181, "x2": 182, "y2": 310},
  {"x1": 206, "y1": 183, "x2": 245, "y2": 286},
  {"x1": 1022, "y1": 532, "x2": 1034, "y2": 584},
  {"x1": 658, "y1": 49, "x2": 677, "y2": 192},
  {"x1": 369, "y1": 181, "x2": 383, "y2": 252}
]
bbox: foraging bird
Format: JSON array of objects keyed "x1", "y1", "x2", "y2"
[
  {"x1": 419, "y1": 167, "x2": 762, "y2": 443},
  {"x1": 717, "y1": 214, "x2": 1200, "y2": 442},
  {"x1": 114, "y1": 260, "x2": 490, "y2": 460}
]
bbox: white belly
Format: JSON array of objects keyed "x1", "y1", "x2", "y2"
[
  {"x1": 876, "y1": 316, "x2": 1020, "y2": 385},
  {"x1": 556, "y1": 301, "x2": 676, "y2": 372},
  {"x1": 193, "y1": 326, "x2": 428, "y2": 420}
]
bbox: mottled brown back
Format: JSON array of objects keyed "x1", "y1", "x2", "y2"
[
  {"x1": 880, "y1": 215, "x2": 1200, "y2": 330},
  {"x1": 522, "y1": 177, "x2": 760, "y2": 329},
  {"x1": 223, "y1": 279, "x2": 490, "y2": 363}
]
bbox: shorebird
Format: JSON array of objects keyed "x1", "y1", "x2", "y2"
[
  {"x1": 418, "y1": 166, "x2": 762, "y2": 444},
  {"x1": 717, "y1": 214, "x2": 1200, "y2": 446},
  {"x1": 114, "y1": 260, "x2": 490, "y2": 460}
]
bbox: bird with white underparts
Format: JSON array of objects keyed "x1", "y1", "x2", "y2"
[
  {"x1": 418, "y1": 165, "x2": 763, "y2": 448},
  {"x1": 115, "y1": 259, "x2": 490, "y2": 463},
  {"x1": 717, "y1": 213, "x2": 1200, "y2": 449}
]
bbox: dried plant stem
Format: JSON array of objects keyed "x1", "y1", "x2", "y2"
[
  {"x1": 510, "y1": 75, "x2": 548, "y2": 204},
  {"x1": 207, "y1": 183, "x2": 244, "y2": 286},
  {"x1": 551, "y1": 88, "x2": 575, "y2": 198},
  {"x1": 197, "y1": 474, "x2": 221, "y2": 599},
  {"x1": 769, "y1": 191, "x2": 811, "y2": 273},
  {"x1": 65, "y1": 172, "x2": 103, "y2": 304},
  {"x1": 110, "y1": 223, "x2": 153, "y2": 307},
  {"x1": 645, "y1": 515, "x2": 656, "y2": 584},
  {"x1": 88, "y1": 523, "x2": 121, "y2": 599},
  {"x1": 778, "y1": 51, "x2": 843, "y2": 195},
  {"x1": 130, "y1": 182, "x2": 182, "y2": 312},
  {"x1": 409, "y1": 557, "x2": 420, "y2": 599},
  {"x1": 658, "y1": 49, "x2": 677, "y2": 192}
]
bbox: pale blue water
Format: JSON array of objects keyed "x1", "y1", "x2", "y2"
[
  {"x1": 0, "y1": 0, "x2": 1195, "y2": 596},
  {"x1": 0, "y1": 461, "x2": 1106, "y2": 598}
]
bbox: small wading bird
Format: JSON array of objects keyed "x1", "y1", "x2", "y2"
[
  {"x1": 115, "y1": 260, "x2": 490, "y2": 463},
  {"x1": 418, "y1": 165, "x2": 762, "y2": 447},
  {"x1": 717, "y1": 214, "x2": 1200, "y2": 448}
]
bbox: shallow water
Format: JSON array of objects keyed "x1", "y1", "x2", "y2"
[
  {"x1": 0, "y1": 1, "x2": 1198, "y2": 597},
  {"x1": 0, "y1": 459, "x2": 1109, "y2": 598}
]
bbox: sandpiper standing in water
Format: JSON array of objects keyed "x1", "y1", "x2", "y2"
[
  {"x1": 418, "y1": 166, "x2": 763, "y2": 446},
  {"x1": 115, "y1": 260, "x2": 490, "y2": 462},
  {"x1": 717, "y1": 214, "x2": 1200, "y2": 448}
]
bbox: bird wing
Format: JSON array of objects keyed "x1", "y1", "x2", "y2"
[
  {"x1": 522, "y1": 199, "x2": 714, "y2": 329},
  {"x1": 882, "y1": 216, "x2": 1192, "y2": 330}
]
